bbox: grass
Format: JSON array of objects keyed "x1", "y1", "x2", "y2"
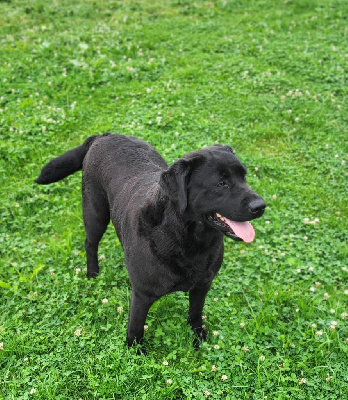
[{"x1": 0, "y1": 0, "x2": 347, "y2": 398}]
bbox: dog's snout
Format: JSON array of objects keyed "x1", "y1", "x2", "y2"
[{"x1": 249, "y1": 199, "x2": 266, "y2": 215}]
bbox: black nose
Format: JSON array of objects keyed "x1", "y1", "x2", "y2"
[{"x1": 249, "y1": 199, "x2": 266, "y2": 215}]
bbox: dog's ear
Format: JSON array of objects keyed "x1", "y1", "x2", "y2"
[
  {"x1": 160, "y1": 154, "x2": 204, "y2": 214},
  {"x1": 213, "y1": 144, "x2": 235, "y2": 154}
]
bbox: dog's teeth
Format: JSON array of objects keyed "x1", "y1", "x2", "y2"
[{"x1": 216, "y1": 213, "x2": 224, "y2": 220}]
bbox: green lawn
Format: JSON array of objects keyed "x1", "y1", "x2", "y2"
[{"x1": 0, "y1": 0, "x2": 347, "y2": 399}]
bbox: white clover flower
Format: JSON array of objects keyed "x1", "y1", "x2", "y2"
[
  {"x1": 0, "y1": 343, "x2": 3, "y2": 350},
  {"x1": 214, "y1": 344, "x2": 220, "y2": 350},
  {"x1": 310, "y1": 287, "x2": 315, "y2": 292},
  {"x1": 315, "y1": 281, "x2": 321, "y2": 288},
  {"x1": 329, "y1": 325, "x2": 336, "y2": 331},
  {"x1": 75, "y1": 268, "x2": 81, "y2": 275},
  {"x1": 323, "y1": 293, "x2": 329, "y2": 300},
  {"x1": 315, "y1": 331, "x2": 323, "y2": 336},
  {"x1": 221, "y1": 374, "x2": 228, "y2": 381},
  {"x1": 30, "y1": 388, "x2": 36, "y2": 394},
  {"x1": 74, "y1": 329, "x2": 82, "y2": 337},
  {"x1": 144, "y1": 325, "x2": 149, "y2": 332},
  {"x1": 213, "y1": 297, "x2": 219, "y2": 302},
  {"x1": 330, "y1": 309, "x2": 335, "y2": 314},
  {"x1": 102, "y1": 298, "x2": 108, "y2": 304},
  {"x1": 213, "y1": 331, "x2": 219, "y2": 336},
  {"x1": 311, "y1": 323, "x2": 317, "y2": 328},
  {"x1": 242, "y1": 346, "x2": 249, "y2": 353},
  {"x1": 99, "y1": 254, "x2": 106, "y2": 261},
  {"x1": 166, "y1": 379, "x2": 172, "y2": 386},
  {"x1": 308, "y1": 266, "x2": 314, "y2": 271},
  {"x1": 298, "y1": 378, "x2": 307, "y2": 385},
  {"x1": 204, "y1": 391, "x2": 210, "y2": 397},
  {"x1": 260, "y1": 355, "x2": 265, "y2": 361},
  {"x1": 326, "y1": 373, "x2": 331, "y2": 382},
  {"x1": 117, "y1": 306, "x2": 124, "y2": 314},
  {"x1": 162, "y1": 361, "x2": 169, "y2": 366},
  {"x1": 211, "y1": 365, "x2": 217, "y2": 372},
  {"x1": 341, "y1": 312, "x2": 347, "y2": 320},
  {"x1": 240, "y1": 322, "x2": 245, "y2": 329}
]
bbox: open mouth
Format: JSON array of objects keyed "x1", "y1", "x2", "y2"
[{"x1": 207, "y1": 213, "x2": 255, "y2": 242}]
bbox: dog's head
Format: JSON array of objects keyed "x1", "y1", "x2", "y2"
[{"x1": 160, "y1": 145, "x2": 266, "y2": 242}]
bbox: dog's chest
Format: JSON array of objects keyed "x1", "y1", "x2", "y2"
[{"x1": 151, "y1": 227, "x2": 223, "y2": 292}]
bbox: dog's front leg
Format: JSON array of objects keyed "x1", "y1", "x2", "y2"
[
  {"x1": 127, "y1": 290, "x2": 154, "y2": 354},
  {"x1": 188, "y1": 283, "x2": 211, "y2": 348}
]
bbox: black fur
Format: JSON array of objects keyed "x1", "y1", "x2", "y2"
[{"x1": 35, "y1": 133, "x2": 266, "y2": 351}]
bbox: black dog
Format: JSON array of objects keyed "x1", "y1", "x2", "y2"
[{"x1": 36, "y1": 133, "x2": 265, "y2": 350}]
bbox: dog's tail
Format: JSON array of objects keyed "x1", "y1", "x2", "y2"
[{"x1": 35, "y1": 134, "x2": 107, "y2": 184}]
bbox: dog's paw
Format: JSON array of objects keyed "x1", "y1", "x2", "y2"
[{"x1": 192, "y1": 327, "x2": 207, "y2": 349}]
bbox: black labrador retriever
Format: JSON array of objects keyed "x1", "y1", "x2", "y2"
[{"x1": 36, "y1": 133, "x2": 266, "y2": 351}]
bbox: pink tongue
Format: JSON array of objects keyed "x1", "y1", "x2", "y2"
[{"x1": 224, "y1": 218, "x2": 255, "y2": 243}]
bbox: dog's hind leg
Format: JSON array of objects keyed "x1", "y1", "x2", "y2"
[{"x1": 82, "y1": 185, "x2": 110, "y2": 279}]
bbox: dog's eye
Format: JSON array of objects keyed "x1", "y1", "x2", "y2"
[{"x1": 217, "y1": 181, "x2": 227, "y2": 187}]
